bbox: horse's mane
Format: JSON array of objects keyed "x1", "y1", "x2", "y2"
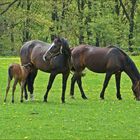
[
  {"x1": 110, "y1": 45, "x2": 140, "y2": 79},
  {"x1": 61, "y1": 38, "x2": 71, "y2": 58}
]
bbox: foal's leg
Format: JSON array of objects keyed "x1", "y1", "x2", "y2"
[
  {"x1": 61, "y1": 72, "x2": 69, "y2": 103},
  {"x1": 44, "y1": 73, "x2": 56, "y2": 102},
  {"x1": 100, "y1": 72, "x2": 112, "y2": 100},
  {"x1": 12, "y1": 79, "x2": 18, "y2": 103},
  {"x1": 20, "y1": 81, "x2": 26, "y2": 103},
  {"x1": 115, "y1": 72, "x2": 122, "y2": 100},
  {"x1": 70, "y1": 74, "x2": 77, "y2": 98},
  {"x1": 4, "y1": 78, "x2": 11, "y2": 102},
  {"x1": 77, "y1": 76, "x2": 87, "y2": 99}
]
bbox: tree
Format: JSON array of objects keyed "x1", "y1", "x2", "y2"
[
  {"x1": 119, "y1": 0, "x2": 137, "y2": 51},
  {"x1": 0, "y1": 0, "x2": 140, "y2": 55}
]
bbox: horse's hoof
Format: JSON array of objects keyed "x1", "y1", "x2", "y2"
[
  {"x1": 71, "y1": 95, "x2": 75, "y2": 99},
  {"x1": 100, "y1": 96, "x2": 104, "y2": 100},
  {"x1": 62, "y1": 101, "x2": 65, "y2": 104},
  {"x1": 4, "y1": 99, "x2": 6, "y2": 103},
  {"x1": 30, "y1": 94, "x2": 34, "y2": 101},
  {"x1": 43, "y1": 99, "x2": 47, "y2": 102},
  {"x1": 20, "y1": 100, "x2": 23, "y2": 103},
  {"x1": 82, "y1": 95, "x2": 88, "y2": 100},
  {"x1": 117, "y1": 97, "x2": 122, "y2": 100},
  {"x1": 117, "y1": 96, "x2": 122, "y2": 100},
  {"x1": 25, "y1": 95, "x2": 28, "y2": 100},
  {"x1": 12, "y1": 100, "x2": 14, "y2": 103},
  {"x1": 61, "y1": 97, "x2": 65, "y2": 103}
]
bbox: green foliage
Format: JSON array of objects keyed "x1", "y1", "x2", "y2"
[
  {"x1": 0, "y1": 0, "x2": 140, "y2": 55},
  {"x1": 0, "y1": 57, "x2": 140, "y2": 139}
]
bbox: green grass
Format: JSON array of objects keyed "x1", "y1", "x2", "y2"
[{"x1": 0, "y1": 57, "x2": 140, "y2": 139}]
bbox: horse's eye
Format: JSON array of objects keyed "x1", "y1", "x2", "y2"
[{"x1": 51, "y1": 45, "x2": 56, "y2": 50}]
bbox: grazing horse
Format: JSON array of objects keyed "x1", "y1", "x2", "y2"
[
  {"x1": 70, "y1": 45, "x2": 140, "y2": 100},
  {"x1": 4, "y1": 63, "x2": 33, "y2": 103},
  {"x1": 20, "y1": 37, "x2": 71, "y2": 103}
]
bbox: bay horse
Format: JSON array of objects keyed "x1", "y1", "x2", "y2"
[
  {"x1": 70, "y1": 45, "x2": 140, "y2": 100},
  {"x1": 4, "y1": 63, "x2": 33, "y2": 103},
  {"x1": 20, "y1": 37, "x2": 71, "y2": 103}
]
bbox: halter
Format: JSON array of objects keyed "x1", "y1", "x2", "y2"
[
  {"x1": 48, "y1": 46, "x2": 63, "y2": 58},
  {"x1": 133, "y1": 80, "x2": 140, "y2": 91}
]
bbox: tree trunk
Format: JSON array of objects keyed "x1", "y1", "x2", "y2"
[
  {"x1": 128, "y1": 0, "x2": 137, "y2": 51},
  {"x1": 119, "y1": 0, "x2": 137, "y2": 51},
  {"x1": 22, "y1": 0, "x2": 32, "y2": 43},
  {"x1": 77, "y1": 0, "x2": 85, "y2": 44},
  {"x1": 50, "y1": 0, "x2": 59, "y2": 41},
  {"x1": 96, "y1": 33, "x2": 99, "y2": 47},
  {"x1": 115, "y1": 0, "x2": 120, "y2": 16},
  {"x1": 85, "y1": 0, "x2": 92, "y2": 45}
]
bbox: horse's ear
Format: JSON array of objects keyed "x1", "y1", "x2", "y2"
[
  {"x1": 51, "y1": 35, "x2": 58, "y2": 42},
  {"x1": 61, "y1": 38, "x2": 71, "y2": 57},
  {"x1": 61, "y1": 38, "x2": 69, "y2": 48}
]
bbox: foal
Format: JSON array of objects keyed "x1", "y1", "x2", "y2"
[{"x1": 4, "y1": 63, "x2": 33, "y2": 103}]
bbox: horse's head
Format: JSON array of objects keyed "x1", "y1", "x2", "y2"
[
  {"x1": 43, "y1": 37, "x2": 70, "y2": 61},
  {"x1": 132, "y1": 81, "x2": 140, "y2": 100}
]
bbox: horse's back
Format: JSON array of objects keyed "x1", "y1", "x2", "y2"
[
  {"x1": 8, "y1": 63, "x2": 23, "y2": 80},
  {"x1": 71, "y1": 45, "x2": 126, "y2": 73},
  {"x1": 20, "y1": 40, "x2": 50, "y2": 65},
  {"x1": 71, "y1": 45, "x2": 110, "y2": 71}
]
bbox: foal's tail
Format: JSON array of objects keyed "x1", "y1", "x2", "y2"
[{"x1": 8, "y1": 65, "x2": 13, "y2": 80}]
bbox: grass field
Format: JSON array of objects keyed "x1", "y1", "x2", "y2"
[{"x1": 0, "y1": 57, "x2": 140, "y2": 139}]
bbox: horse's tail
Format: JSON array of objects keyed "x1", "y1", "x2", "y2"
[
  {"x1": 71, "y1": 66, "x2": 86, "y2": 77},
  {"x1": 8, "y1": 65, "x2": 13, "y2": 80},
  {"x1": 20, "y1": 41, "x2": 36, "y2": 65},
  {"x1": 70, "y1": 54, "x2": 85, "y2": 77}
]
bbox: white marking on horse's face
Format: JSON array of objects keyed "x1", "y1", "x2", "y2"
[
  {"x1": 48, "y1": 42, "x2": 55, "y2": 51},
  {"x1": 43, "y1": 54, "x2": 46, "y2": 61},
  {"x1": 42, "y1": 42, "x2": 55, "y2": 61}
]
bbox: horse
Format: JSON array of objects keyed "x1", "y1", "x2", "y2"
[
  {"x1": 20, "y1": 37, "x2": 71, "y2": 103},
  {"x1": 70, "y1": 44, "x2": 140, "y2": 100},
  {"x1": 4, "y1": 63, "x2": 33, "y2": 103}
]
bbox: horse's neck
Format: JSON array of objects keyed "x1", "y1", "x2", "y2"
[{"x1": 124, "y1": 62, "x2": 140, "y2": 84}]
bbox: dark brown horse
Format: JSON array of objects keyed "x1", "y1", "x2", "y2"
[
  {"x1": 70, "y1": 45, "x2": 140, "y2": 100},
  {"x1": 20, "y1": 37, "x2": 71, "y2": 103}
]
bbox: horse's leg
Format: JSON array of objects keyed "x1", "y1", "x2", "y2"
[
  {"x1": 115, "y1": 72, "x2": 122, "y2": 100},
  {"x1": 70, "y1": 74, "x2": 77, "y2": 98},
  {"x1": 24, "y1": 81, "x2": 28, "y2": 100},
  {"x1": 27, "y1": 69, "x2": 38, "y2": 100},
  {"x1": 12, "y1": 79, "x2": 18, "y2": 103},
  {"x1": 4, "y1": 78, "x2": 11, "y2": 102},
  {"x1": 100, "y1": 72, "x2": 112, "y2": 100},
  {"x1": 44, "y1": 73, "x2": 56, "y2": 102},
  {"x1": 77, "y1": 76, "x2": 88, "y2": 99},
  {"x1": 20, "y1": 81, "x2": 26, "y2": 103},
  {"x1": 61, "y1": 72, "x2": 69, "y2": 103}
]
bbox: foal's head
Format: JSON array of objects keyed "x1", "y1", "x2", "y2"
[
  {"x1": 43, "y1": 37, "x2": 69, "y2": 61},
  {"x1": 23, "y1": 63, "x2": 33, "y2": 73}
]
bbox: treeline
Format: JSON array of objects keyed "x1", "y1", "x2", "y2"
[{"x1": 0, "y1": 0, "x2": 139, "y2": 55}]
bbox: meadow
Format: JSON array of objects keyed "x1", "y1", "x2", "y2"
[{"x1": 0, "y1": 57, "x2": 140, "y2": 139}]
